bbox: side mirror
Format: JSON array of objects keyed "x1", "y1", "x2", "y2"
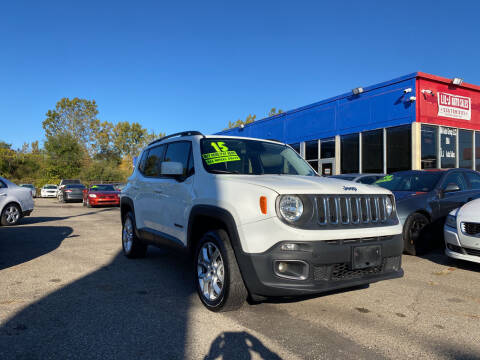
[
  {"x1": 161, "y1": 162, "x2": 184, "y2": 177},
  {"x1": 443, "y1": 183, "x2": 461, "y2": 193}
]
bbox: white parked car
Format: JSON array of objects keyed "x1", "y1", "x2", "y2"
[
  {"x1": 444, "y1": 198, "x2": 480, "y2": 264},
  {"x1": 40, "y1": 184, "x2": 59, "y2": 198},
  {"x1": 0, "y1": 177, "x2": 34, "y2": 226},
  {"x1": 121, "y1": 132, "x2": 403, "y2": 311}
]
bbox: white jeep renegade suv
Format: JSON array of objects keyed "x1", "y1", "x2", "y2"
[{"x1": 121, "y1": 131, "x2": 403, "y2": 311}]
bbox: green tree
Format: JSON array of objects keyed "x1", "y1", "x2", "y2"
[
  {"x1": 113, "y1": 122, "x2": 162, "y2": 157},
  {"x1": 268, "y1": 108, "x2": 283, "y2": 117},
  {"x1": 43, "y1": 132, "x2": 84, "y2": 180},
  {"x1": 226, "y1": 114, "x2": 257, "y2": 129},
  {"x1": 43, "y1": 97, "x2": 99, "y2": 151}
]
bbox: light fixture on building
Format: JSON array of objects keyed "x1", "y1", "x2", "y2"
[
  {"x1": 452, "y1": 77, "x2": 463, "y2": 85},
  {"x1": 240, "y1": 123, "x2": 245, "y2": 129},
  {"x1": 403, "y1": 88, "x2": 412, "y2": 94},
  {"x1": 421, "y1": 89, "x2": 435, "y2": 96},
  {"x1": 352, "y1": 87, "x2": 364, "y2": 95},
  {"x1": 409, "y1": 96, "x2": 416, "y2": 102}
]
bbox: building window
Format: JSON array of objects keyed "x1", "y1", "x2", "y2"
[
  {"x1": 459, "y1": 129, "x2": 473, "y2": 169},
  {"x1": 321, "y1": 138, "x2": 335, "y2": 159},
  {"x1": 476, "y1": 132, "x2": 480, "y2": 171},
  {"x1": 341, "y1": 134, "x2": 359, "y2": 173},
  {"x1": 387, "y1": 125, "x2": 411, "y2": 173},
  {"x1": 440, "y1": 126, "x2": 457, "y2": 169},
  {"x1": 421, "y1": 125, "x2": 438, "y2": 169},
  {"x1": 305, "y1": 140, "x2": 318, "y2": 160},
  {"x1": 362, "y1": 129, "x2": 383, "y2": 173},
  {"x1": 289, "y1": 143, "x2": 300, "y2": 154}
]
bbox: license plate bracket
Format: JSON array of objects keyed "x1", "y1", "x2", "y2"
[{"x1": 352, "y1": 245, "x2": 381, "y2": 270}]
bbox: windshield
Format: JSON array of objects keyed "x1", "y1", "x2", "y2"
[
  {"x1": 90, "y1": 185, "x2": 115, "y2": 191},
  {"x1": 66, "y1": 184, "x2": 85, "y2": 189},
  {"x1": 44, "y1": 185, "x2": 57, "y2": 189},
  {"x1": 375, "y1": 173, "x2": 443, "y2": 192},
  {"x1": 331, "y1": 175, "x2": 356, "y2": 181},
  {"x1": 21, "y1": 184, "x2": 34, "y2": 189},
  {"x1": 200, "y1": 138, "x2": 316, "y2": 176}
]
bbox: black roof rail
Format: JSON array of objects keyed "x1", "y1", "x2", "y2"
[{"x1": 148, "y1": 131, "x2": 204, "y2": 146}]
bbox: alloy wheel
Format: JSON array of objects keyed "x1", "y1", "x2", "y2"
[
  {"x1": 5, "y1": 205, "x2": 20, "y2": 224},
  {"x1": 197, "y1": 242, "x2": 225, "y2": 302},
  {"x1": 122, "y1": 217, "x2": 134, "y2": 253}
]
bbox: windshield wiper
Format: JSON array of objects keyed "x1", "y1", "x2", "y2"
[{"x1": 209, "y1": 169, "x2": 240, "y2": 174}]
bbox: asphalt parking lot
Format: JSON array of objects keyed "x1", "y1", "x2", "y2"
[{"x1": 1, "y1": 199, "x2": 479, "y2": 360}]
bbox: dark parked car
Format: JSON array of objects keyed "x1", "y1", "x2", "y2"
[
  {"x1": 330, "y1": 173, "x2": 385, "y2": 184},
  {"x1": 375, "y1": 169, "x2": 480, "y2": 255},
  {"x1": 58, "y1": 184, "x2": 85, "y2": 203}
]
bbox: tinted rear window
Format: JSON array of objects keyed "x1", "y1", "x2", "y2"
[{"x1": 66, "y1": 184, "x2": 85, "y2": 189}]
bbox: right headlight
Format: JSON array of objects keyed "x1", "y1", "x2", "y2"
[
  {"x1": 278, "y1": 195, "x2": 304, "y2": 222},
  {"x1": 445, "y1": 214, "x2": 457, "y2": 229},
  {"x1": 385, "y1": 196, "x2": 394, "y2": 217}
]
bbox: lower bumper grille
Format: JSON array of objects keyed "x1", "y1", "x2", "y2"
[
  {"x1": 464, "y1": 247, "x2": 480, "y2": 257},
  {"x1": 313, "y1": 256, "x2": 400, "y2": 281}
]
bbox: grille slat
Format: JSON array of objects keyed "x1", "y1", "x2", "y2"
[
  {"x1": 316, "y1": 195, "x2": 390, "y2": 227},
  {"x1": 462, "y1": 222, "x2": 480, "y2": 236}
]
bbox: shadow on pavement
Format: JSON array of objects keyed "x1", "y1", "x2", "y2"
[
  {"x1": 204, "y1": 331, "x2": 281, "y2": 360},
  {"x1": 419, "y1": 248, "x2": 480, "y2": 272},
  {"x1": 0, "y1": 226, "x2": 73, "y2": 270},
  {"x1": 20, "y1": 207, "x2": 117, "y2": 225},
  {"x1": 0, "y1": 247, "x2": 194, "y2": 359}
]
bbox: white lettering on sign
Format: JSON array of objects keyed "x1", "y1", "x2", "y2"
[{"x1": 438, "y1": 92, "x2": 471, "y2": 120}]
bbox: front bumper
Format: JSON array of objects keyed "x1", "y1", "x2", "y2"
[
  {"x1": 444, "y1": 226, "x2": 480, "y2": 264},
  {"x1": 65, "y1": 193, "x2": 83, "y2": 201},
  {"x1": 236, "y1": 234, "x2": 404, "y2": 297},
  {"x1": 90, "y1": 197, "x2": 120, "y2": 206}
]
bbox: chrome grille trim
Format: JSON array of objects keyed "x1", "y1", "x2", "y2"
[{"x1": 315, "y1": 195, "x2": 390, "y2": 226}]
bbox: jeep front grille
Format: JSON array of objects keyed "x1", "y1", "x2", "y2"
[{"x1": 316, "y1": 195, "x2": 390, "y2": 226}]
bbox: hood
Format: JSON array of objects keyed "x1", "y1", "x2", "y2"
[
  {"x1": 456, "y1": 198, "x2": 480, "y2": 222},
  {"x1": 217, "y1": 175, "x2": 393, "y2": 195},
  {"x1": 392, "y1": 191, "x2": 429, "y2": 202}
]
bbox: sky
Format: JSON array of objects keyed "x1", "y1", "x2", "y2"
[{"x1": 1, "y1": 0, "x2": 480, "y2": 149}]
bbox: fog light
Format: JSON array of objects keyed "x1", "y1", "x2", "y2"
[
  {"x1": 274, "y1": 260, "x2": 308, "y2": 280},
  {"x1": 281, "y1": 243, "x2": 299, "y2": 251},
  {"x1": 384, "y1": 256, "x2": 401, "y2": 272}
]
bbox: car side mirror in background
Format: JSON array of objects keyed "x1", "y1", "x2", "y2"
[
  {"x1": 443, "y1": 183, "x2": 461, "y2": 193},
  {"x1": 161, "y1": 162, "x2": 184, "y2": 177}
]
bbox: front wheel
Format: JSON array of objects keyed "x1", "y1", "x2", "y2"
[
  {"x1": 1, "y1": 203, "x2": 22, "y2": 226},
  {"x1": 122, "y1": 212, "x2": 147, "y2": 258},
  {"x1": 194, "y1": 229, "x2": 247, "y2": 312},
  {"x1": 403, "y1": 213, "x2": 430, "y2": 256}
]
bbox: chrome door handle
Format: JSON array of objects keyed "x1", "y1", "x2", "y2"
[
  {"x1": 154, "y1": 190, "x2": 163, "y2": 194},
  {"x1": 0, "y1": 193, "x2": 6, "y2": 197}
]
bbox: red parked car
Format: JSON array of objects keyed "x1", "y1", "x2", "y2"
[{"x1": 83, "y1": 184, "x2": 120, "y2": 208}]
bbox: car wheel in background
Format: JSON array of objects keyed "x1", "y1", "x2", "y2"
[
  {"x1": 1, "y1": 203, "x2": 22, "y2": 226},
  {"x1": 121, "y1": 211, "x2": 147, "y2": 258},
  {"x1": 403, "y1": 212, "x2": 430, "y2": 256},
  {"x1": 194, "y1": 229, "x2": 247, "y2": 312}
]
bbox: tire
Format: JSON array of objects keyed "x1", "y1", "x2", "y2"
[
  {"x1": 122, "y1": 211, "x2": 147, "y2": 258},
  {"x1": 194, "y1": 229, "x2": 247, "y2": 312},
  {"x1": 1, "y1": 203, "x2": 22, "y2": 226},
  {"x1": 403, "y1": 212, "x2": 430, "y2": 256}
]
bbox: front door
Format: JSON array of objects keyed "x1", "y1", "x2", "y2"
[
  {"x1": 0, "y1": 180, "x2": 7, "y2": 210},
  {"x1": 437, "y1": 171, "x2": 471, "y2": 218}
]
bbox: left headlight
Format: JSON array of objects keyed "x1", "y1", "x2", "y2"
[
  {"x1": 88, "y1": 194, "x2": 97, "y2": 198},
  {"x1": 445, "y1": 214, "x2": 457, "y2": 229},
  {"x1": 278, "y1": 195, "x2": 304, "y2": 222}
]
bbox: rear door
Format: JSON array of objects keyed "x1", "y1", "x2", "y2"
[{"x1": 0, "y1": 180, "x2": 7, "y2": 211}]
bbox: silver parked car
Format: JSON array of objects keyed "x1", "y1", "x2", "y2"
[
  {"x1": 20, "y1": 183, "x2": 37, "y2": 198},
  {"x1": 0, "y1": 177, "x2": 34, "y2": 226}
]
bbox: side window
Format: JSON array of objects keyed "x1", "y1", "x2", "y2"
[
  {"x1": 358, "y1": 176, "x2": 376, "y2": 185},
  {"x1": 0, "y1": 180, "x2": 6, "y2": 189},
  {"x1": 465, "y1": 172, "x2": 480, "y2": 190},
  {"x1": 187, "y1": 148, "x2": 195, "y2": 177},
  {"x1": 164, "y1": 142, "x2": 191, "y2": 177},
  {"x1": 137, "y1": 150, "x2": 149, "y2": 174},
  {"x1": 442, "y1": 172, "x2": 468, "y2": 191},
  {"x1": 143, "y1": 145, "x2": 165, "y2": 177}
]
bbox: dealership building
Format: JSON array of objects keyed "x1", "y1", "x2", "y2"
[{"x1": 218, "y1": 72, "x2": 480, "y2": 176}]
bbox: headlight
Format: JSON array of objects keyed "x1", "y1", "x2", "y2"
[
  {"x1": 279, "y1": 195, "x2": 304, "y2": 222},
  {"x1": 445, "y1": 214, "x2": 456, "y2": 229},
  {"x1": 385, "y1": 196, "x2": 393, "y2": 217},
  {"x1": 88, "y1": 194, "x2": 97, "y2": 198}
]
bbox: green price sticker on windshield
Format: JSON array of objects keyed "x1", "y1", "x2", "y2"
[
  {"x1": 202, "y1": 142, "x2": 241, "y2": 165},
  {"x1": 376, "y1": 175, "x2": 393, "y2": 183}
]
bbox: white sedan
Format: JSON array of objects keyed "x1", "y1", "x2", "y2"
[
  {"x1": 0, "y1": 176, "x2": 34, "y2": 226},
  {"x1": 444, "y1": 198, "x2": 480, "y2": 264},
  {"x1": 40, "y1": 184, "x2": 58, "y2": 198}
]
